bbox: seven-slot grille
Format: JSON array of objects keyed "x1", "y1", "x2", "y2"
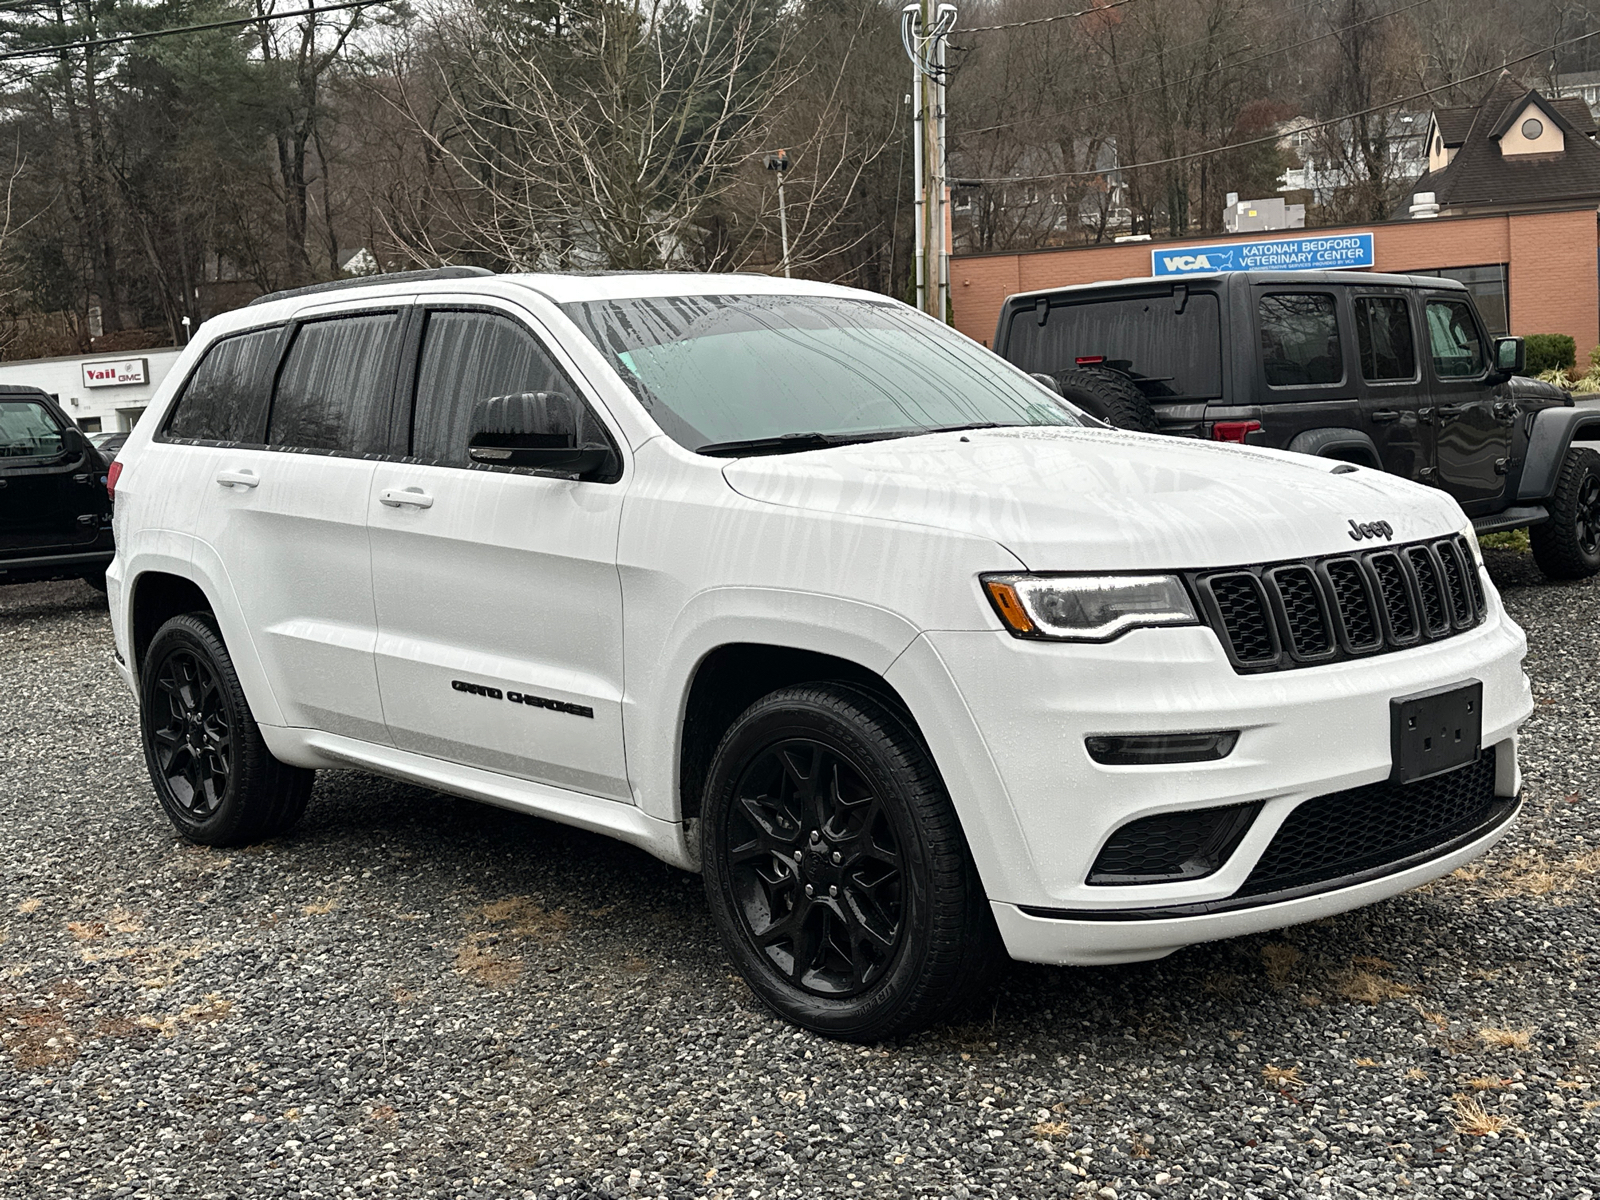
[{"x1": 1191, "y1": 534, "x2": 1485, "y2": 673}]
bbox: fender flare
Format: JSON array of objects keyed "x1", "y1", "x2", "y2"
[
  {"x1": 1285, "y1": 427, "x2": 1383, "y2": 468},
  {"x1": 1517, "y1": 407, "x2": 1600, "y2": 501}
]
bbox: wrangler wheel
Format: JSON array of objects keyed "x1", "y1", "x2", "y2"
[{"x1": 1531, "y1": 447, "x2": 1600, "y2": 580}]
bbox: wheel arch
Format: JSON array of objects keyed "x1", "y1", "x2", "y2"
[
  {"x1": 1517, "y1": 408, "x2": 1600, "y2": 501},
  {"x1": 127, "y1": 563, "x2": 286, "y2": 727},
  {"x1": 677, "y1": 643, "x2": 917, "y2": 825},
  {"x1": 1285, "y1": 427, "x2": 1382, "y2": 468}
]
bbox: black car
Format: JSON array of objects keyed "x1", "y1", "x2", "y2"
[
  {"x1": 0, "y1": 385, "x2": 114, "y2": 589},
  {"x1": 995, "y1": 270, "x2": 1600, "y2": 579}
]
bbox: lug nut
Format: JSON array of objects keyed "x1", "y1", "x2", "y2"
[
  {"x1": 793, "y1": 851, "x2": 803, "y2": 863},
  {"x1": 810, "y1": 830, "x2": 821, "y2": 844},
  {"x1": 829, "y1": 885, "x2": 838, "y2": 898},
  {"x1": 805, "y1": 884, "x2": 814, "y2": 897},
  {"x1": 831, "y1": 851, "x2": 842, "y2": 864}
]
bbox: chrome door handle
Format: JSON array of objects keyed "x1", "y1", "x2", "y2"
[
  {"x1": 379, "y1": 486, "x2": 434, "y2": 509},
  {"x1": 215, "y1": 468, "x2": 259, "y2": 489}
]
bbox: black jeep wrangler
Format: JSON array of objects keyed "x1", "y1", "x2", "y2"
[
  {"x1": 0, "y1": 385, "x2": 114, "y2": 589},
  {"x1": 995, "y1": 270, "x2": 1600, "y2": 579}
]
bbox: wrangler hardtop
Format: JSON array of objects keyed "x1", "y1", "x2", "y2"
[{"x1": 995, "y1": 270, "x2": 1600, "y2": 579}]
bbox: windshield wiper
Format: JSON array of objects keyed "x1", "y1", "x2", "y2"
[{"x1": 695, "y1": 431, "x2": 896, "y2": 457}]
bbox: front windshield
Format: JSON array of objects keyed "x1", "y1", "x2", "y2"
[
  {"x1": 0, "y1": 400, "x2": 66, "y2": 459},
  {"x1": 564, "y1": 294, "x2": 1081, "y2": 452}
]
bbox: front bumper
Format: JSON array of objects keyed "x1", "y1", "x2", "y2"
[
  {"x1": 992, "y1": 794, "x2": 1519, "y2": 965},
  {"x1": 896, "y1": 576, "x2": 1530, "y2": 963}
]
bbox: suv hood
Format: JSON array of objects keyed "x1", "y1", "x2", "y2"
[{"x1": 722, "y1": 427, "x2": 1465, "y2": 570}]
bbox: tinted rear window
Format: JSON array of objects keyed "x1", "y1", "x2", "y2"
[
  {"x1": 1259, "y1": 293, "x2": 1343, "y2": 387},
  {"x1": 0, "y1": 399, "x2": 64, "y2": 460},
  {"x1": 268, "y1": 313, "x2": 402, "y2": 455},
  {"x1": 1003, "y1": 292, "x2": 1222, "y2": 400},
  {"x1": 166, "y1": 326, "x2": 284, "y2": 443}
]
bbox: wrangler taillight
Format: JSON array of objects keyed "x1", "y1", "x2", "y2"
[
  {"x1": 1212, "y1": 420, "x2": 1261, "y2": 444},
  {"x1": 106, "y1": 459, "x2": 123, "y2": 502},
  {"x1": 1074, "y1": 355, "x2": 1105, "y2": 365}
]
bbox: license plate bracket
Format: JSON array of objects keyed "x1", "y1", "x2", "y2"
[{"x1": 1390, "y1": 680, "x2": 1482, "y2": 784}]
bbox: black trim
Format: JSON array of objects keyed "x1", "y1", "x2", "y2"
[
  {"x1": 1019, "y1": 793, "x2": 1519, "y2": 922},
  {"x1": 246, "y1": 266, "x2": 493, "y2": 308}
]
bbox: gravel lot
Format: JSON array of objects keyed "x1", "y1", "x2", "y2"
[{"x1": 1, "y1": 551, "x2": 1596, "y2": 1200}]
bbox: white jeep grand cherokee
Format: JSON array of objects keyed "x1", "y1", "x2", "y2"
[{"x1": 107, "y1": 268, "x2": 1532, "y2": 1039}]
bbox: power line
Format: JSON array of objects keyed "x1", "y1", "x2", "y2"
[
  {"x1": 0, "y1": 0, "x2": 385, "y2": 63},
  {"x1": 954, "y1": 0, "x2": 1435, "y2": 141},
  {"x1": 960, "y1": 0, "x2": 1138, "y2": 36},
  {"x1": 961, "y1": 26, "x2": 1600, "y2": 183}
]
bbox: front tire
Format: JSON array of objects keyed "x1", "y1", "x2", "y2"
[
  {"x1": 701, "y1": 683, "x2": 1000, "y2": 1040},
  {"x1": 139, "y1": 613, "x2": 313, "y2": 846},
  {"x1": 1531, "y1": 446, "x2": 1600, "y2": 580}
]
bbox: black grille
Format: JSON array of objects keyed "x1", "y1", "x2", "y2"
[
  {"x1": 1193, "y1": 534, "x2": 1485, "y2": 673},
  {"x1": 1238, "y1": 750, "x2": 1498, "y2": 897},
  {"x1": 1270, "y1": 566, "x2": 1332, "y2": 657},
  {"x1": 1089, "y1": 802, "x2": 1261, "y2": 885},
  {"x1": 1209, "y1": 574, "x2": 1275, "y2": 662}
]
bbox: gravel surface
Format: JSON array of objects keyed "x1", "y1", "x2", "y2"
[{"x1": 1, "y1": 553, "x2": 1596, "y2": 1200}]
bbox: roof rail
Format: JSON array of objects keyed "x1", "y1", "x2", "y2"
[{"x1": 246, "y1": 266, "x2": 495, "y2": 308}]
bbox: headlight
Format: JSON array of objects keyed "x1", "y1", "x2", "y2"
[
  {"x1": 1458, "y1": 520, "x2": 1484, "y2": 569},
  {"x1": 982, "y1": 573, "x2": 1199, "y2": 641}
]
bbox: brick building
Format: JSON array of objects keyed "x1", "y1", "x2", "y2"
[{"x1": 950, "y1": 205, "x2": 1600, "y2": 365}]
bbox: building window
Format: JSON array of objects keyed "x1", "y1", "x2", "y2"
[
  {"x1": 76, "y1": 416, "x2": 102, "y2": 433},
  {"x1": 1410, "y1": 264, "x2": 1509, "y2": 337},
  {"x1": 1521, "y1": 117, "x2": 1544, "y2": 140}
]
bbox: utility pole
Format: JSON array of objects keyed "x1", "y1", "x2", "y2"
[
  {"x1": 901, "y1": 1, "x2": 956, "y2": 321},
  {"x1": 764, "y1": 149, "x2": 792, "y2": 278}
]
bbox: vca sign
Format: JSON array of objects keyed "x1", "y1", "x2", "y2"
[
  {"x1": 82, "y1": 358, "x2": 149, "y2": 388},
  {"x1": 1151, "y1": 232, "x2": 1374, "y2": 277}
]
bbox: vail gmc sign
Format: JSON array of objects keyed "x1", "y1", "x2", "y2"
[
  {"x1": 1151, "y1": 232, "x2": 1374, "y2": 277},
  {"x1": 81, "y1": 358, "x2": 149, "y2": 388}
]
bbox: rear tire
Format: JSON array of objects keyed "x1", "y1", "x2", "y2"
[
  {"x1": 1531, "y1": 447, "x2": 1600, "y2": 580},
  {"x1": 1051, "y1": 365, "x2": 1160, "y2": 433},
  {"x1": 701, "y1": 683, "x2": 1002, "y2": 1041},
  {"x1": 139, "y1": 613, "x2": 313, "y2": 846}
]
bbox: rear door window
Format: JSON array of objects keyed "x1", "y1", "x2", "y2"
[
  {"x1": 1003, "y1": 292, "x2": 1222, "y2": 399},
  {"x1": 410, "y1": 310, "x2": 580, "y2": 468},
  {"x1": 268, "y1": 313, "x2": 403, "y2": 455},
  {"x1": 0, "y1": 399, "x2": 65, "y2": 461},
  {"x1": 1353, "y1": 297, "x2": 1417, "y2": 382},
  {"x1": 1424, "y1": 299, "x2": 1486, "y2": 379},
  {"x1": 165, "y1": 326, "x2": 284, "y2": 444},
  {"x1": 1259, "y1": 293, "x2": 1343, "y2": 387}
]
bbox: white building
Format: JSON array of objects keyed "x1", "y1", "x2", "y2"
[{"x1": 0, "y1": 347, "x2": 184, "y2": 433}]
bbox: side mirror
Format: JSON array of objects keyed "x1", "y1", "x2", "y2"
[
  {"x1": 1490, "y1": 335, "x2": 1524, "y2": 379},
  {"x1": 1030, "y1": 372, "x2": 1063, "y2": 396},
  {"x1": 468, "y1": 391, "x2": 612, "y2": 478}
]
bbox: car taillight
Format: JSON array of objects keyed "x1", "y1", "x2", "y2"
[
  {"x1": 1212, "y1": 420, "x2": 1261, "y2": 444},
  {"x1": 1074, "y1": 355, "x2": 1105, "y2": 365},
  {"x1": 106, "y1": 459, "x2": 123, "y2": 502}
]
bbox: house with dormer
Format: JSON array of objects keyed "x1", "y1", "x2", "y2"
[{"x1": 1404, "y1": 72, "x2": 1600, "y2": 217}]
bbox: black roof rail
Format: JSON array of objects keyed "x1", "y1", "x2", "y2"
[{"x1": 246, "y1": 266, "x2": 495, "y2": 308}]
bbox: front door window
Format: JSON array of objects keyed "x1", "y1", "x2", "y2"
[{"x1": 1425, "y1": 300, "x2": 1485, "y2": 379}]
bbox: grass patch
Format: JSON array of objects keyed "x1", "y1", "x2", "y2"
[
  {"x1": 1262, "y1": 1064, "x2": 1303, "y2": 1089},
  {"x1": 1479, "y1": 1026, "x2": 1535, "y2": 1051},
  {"x1": 1450, "y1": 1095, "x2": 1521, "y2": 1138},
  {"x1": 1480, "y1": 529, "x2": 1529, "y2": 553}
]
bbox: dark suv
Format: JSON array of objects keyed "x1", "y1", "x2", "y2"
[
  {"x1": 0, "y1": 385, "x2": 114, "y2": 589},
  {"x1": 995, "y1": 270, "x2": 1600, "y2": 579}
]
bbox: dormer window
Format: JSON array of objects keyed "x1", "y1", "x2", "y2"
[{"x1": 1521, "y1": 118, "x2": 1544, "y2": 139}]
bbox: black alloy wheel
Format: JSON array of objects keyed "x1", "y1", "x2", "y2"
[
  {"x1": 702, "y1": 683, "x2": 1001, "y2": 1041},
  {"x1": 1532, "y1": 447, "x2": 1600, "y2": 580},
  {"x1": 149, "y1": 648, "x2": 233, "y2": 818},
  {"x1": 724, "y1": 738, "x2": 905, "y2": 996},
  {"x1": 139, "y1": 612, "x2": 314, "y2": 846}
]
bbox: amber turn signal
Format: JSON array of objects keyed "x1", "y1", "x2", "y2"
[{"x1": 983, "y1": 580, "x2": 1036, "y2": 634}]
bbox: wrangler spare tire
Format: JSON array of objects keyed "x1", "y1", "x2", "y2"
[{"x1": 1051, "y1": 366, "x2": 1160, "y2": 433}]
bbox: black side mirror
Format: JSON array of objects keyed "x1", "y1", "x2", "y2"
[
  {"x1": 1030, "y1": 372, "x2": 1063, "y2": 396},
  {"x1": 1490, "y1": 335, "x2": 1525, "y2": 380},
  {"x1": 468, "y1": 391, "x2": 612, "y2": 478}
]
